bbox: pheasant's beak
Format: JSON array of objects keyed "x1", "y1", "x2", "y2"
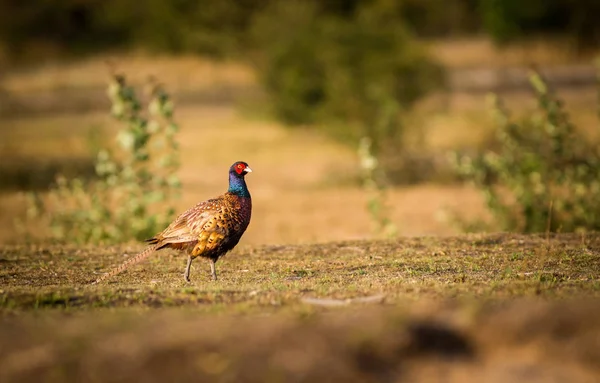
[{"x1": 244, "y1": 167, "x2": 253, "y2": 174}]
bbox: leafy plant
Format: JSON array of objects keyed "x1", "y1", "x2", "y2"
[
  {"x1": 358, "y1": 137, "x2": 397, "y2": 238},
  {"x1": 23, "y1": 74, "x2": 181, "y2": 243},
  {"x1": 453, "y1": 70, "x2": 600, "y2": 233}
]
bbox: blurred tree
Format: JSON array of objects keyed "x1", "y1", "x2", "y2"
[
  {"x1": 250, "y1": 1, "x2": 325, "y2": 125},
  {"x1": 97, "y1": 0, "x2": 270, "y2": 56},
  {"x1": 251, "y1": 0, "x2": 444, "y2": 183},
  {"x1": 0, "y1": 0, "x2": 122, "y2": 57},
  {"x1": 1, "y1": 0, "x2": 598, "y2": 61},
  {"x1": 401, "y1": 0, "x2": 481, "y2": 36},
  {"x1": 251, "y1": 0, "x2": 444, "y2": 127},
  {"x1": 480, "y1": 0, "x2": 600, "y2": 50},
  {"x1": 0, "y1": 0, "x2": 270, "y2": 59}
]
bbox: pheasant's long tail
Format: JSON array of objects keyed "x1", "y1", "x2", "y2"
[{"x1": 91, "y1": 244, "x2": 159, "y2": 285}]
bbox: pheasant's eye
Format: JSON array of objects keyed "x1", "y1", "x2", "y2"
[{"x1": 237, "y1": 164, "x2": 244, "y2": 169}]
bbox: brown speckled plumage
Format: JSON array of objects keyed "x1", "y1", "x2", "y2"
[{"x1": 92, "y1": 161, "x2": 252, "y2": 284}]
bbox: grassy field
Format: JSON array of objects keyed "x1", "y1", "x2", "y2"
[
  {"x1": 3, "y1": 232, "x2": 600, "y2": 309},
  {"x1": 1, "y1": 233, "x2": 600, "y2": 381}
]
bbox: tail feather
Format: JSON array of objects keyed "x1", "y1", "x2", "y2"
[{"x1": 92, "y1": 244, "x2": 158, "y2": 285}]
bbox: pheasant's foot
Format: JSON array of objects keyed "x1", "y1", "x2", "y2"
[
  {"x1": 184, "y1": 256, "x2": 193, "y2": 283},
  {"x1": 210, "y1": 259, "x2": 218, "y2": 281}
]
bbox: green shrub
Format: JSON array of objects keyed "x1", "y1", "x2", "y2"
[
  {"x1": 453, "y1": 71, "x2": 600, "y2": 233},
  {"x1": 251, "y1": 0, "x2": 444, "y2": 174},
  {"x1": 3, "y1": 1, "x2": 600, "y2": 61},
  {"x1": 250, "y1": 1, "x2": 325, "y2": 125},
  {"x1": 23, "y1": 74, "x2": 181, "y2": 244}
]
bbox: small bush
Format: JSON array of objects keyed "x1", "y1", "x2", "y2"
[
  {"x1": 250, "y1": 1, "x2": 325, "y2": 125},
  {"x1": 453, "y1": 71, "x2": 600, "y2": 233},
  {"x1": 251, "y1": 1, "x2": 444, "y2": 181},
  {"x1": 23, "y1": 74, "x2": 181, "y2": 244},
  {"x1": 358, "y1": 137, "x2": 397, "y2": 238}
]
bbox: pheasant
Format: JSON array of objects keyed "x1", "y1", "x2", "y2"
[{"x1": 92, "y1": 161, "x2": 253, "y2": 284}]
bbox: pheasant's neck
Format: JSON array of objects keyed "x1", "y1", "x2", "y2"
[{"x1": 228, "y1": 174, "x2": 251, "y2": 198}]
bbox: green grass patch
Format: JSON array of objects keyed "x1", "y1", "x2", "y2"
[{"x1": 2, "y1": 233, "x2": 599, "y2": 314}]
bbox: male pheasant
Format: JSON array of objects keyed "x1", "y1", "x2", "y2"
[{"x1": 92, "y1": 161, "x2": 252, "y2": 284}]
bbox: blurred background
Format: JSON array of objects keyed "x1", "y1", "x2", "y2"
[{"x1": 0, "y1": 0, "x2": 599, "y2": 246}]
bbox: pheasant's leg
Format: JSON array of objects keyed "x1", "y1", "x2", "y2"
[
  {"x1": 209, "y1": 259, "x2": 218, "y2": 281},
  {"x1": 184, "y1": 256, "x2": 193, "y2": 282}
]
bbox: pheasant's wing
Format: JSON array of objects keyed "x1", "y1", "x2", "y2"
[{"x1": 155, "y1": 197, "x2": 227, "y2": 248}]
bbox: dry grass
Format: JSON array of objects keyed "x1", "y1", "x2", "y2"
[
  {"x1": 427, "y1": 37, "x2": 598, "y2": 68},
  {"x1": 2, "y1": 53, "x2": 254, "y2": 94},
  {"x1": 2, "y1": 233, "x2": 599, "y2": 310},
  {"x1": 0, "y1": 36, "x2": 597, "y2": 248},
  {"x1": 3, "y1": 62, "x2": 597, "y2": 245},
  {"x1": 0, "y1": 112, "x2": 109, "y2": 158},
  {"x1": 0, "y1": 102, "x2": 493, "y2": 245},
  {"x1": 2, "y1": 37, "x2": 595, "y2": 94},
  {"x1": 412, "y1": 86, "x2": 599, "y2": 153},
  {"x1": 2, "y1": 92, "x2": 597, "y2": 244},
  {"x1": 5, "y1": 86, "x2": 597, "y2": 244}
]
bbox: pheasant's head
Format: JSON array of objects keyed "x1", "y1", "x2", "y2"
[
  {"x1": 230, "y1": 161, "x2": 253, "y2": 178},
  {"x1": 228, "y1": 161, "x2": 252, "y2": 197}
]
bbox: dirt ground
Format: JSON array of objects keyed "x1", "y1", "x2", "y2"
[{"x1": 1, "y1": 299, "x2": 600, "y2": 383}]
